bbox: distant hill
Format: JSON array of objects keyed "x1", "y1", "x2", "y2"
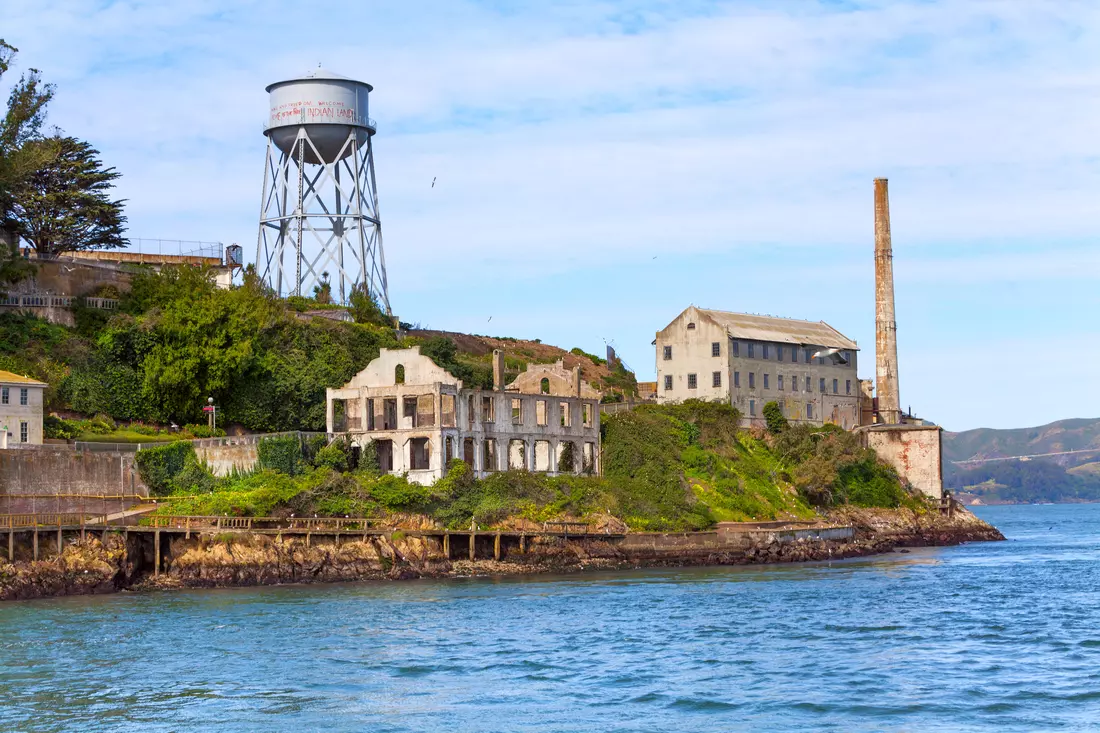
[{"x1": 943, "y1": 418, "x2": 1100, "y2": 504}]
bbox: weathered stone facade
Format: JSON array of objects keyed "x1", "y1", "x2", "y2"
[
  {"x1": 654, "y1": 306, "x2": 861, "y2": 429},
  {"x1": 326, "y1": 347, "x2": 601, "y2": 485},
  {"x1": 855, "y1": 424, "x2": 943, "y2": 499}
]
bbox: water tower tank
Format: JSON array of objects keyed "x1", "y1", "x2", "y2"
[{"x1": 265, "y1": 68, "x2": 374, "y2": 165}]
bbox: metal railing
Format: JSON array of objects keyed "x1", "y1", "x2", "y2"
[{"x1": 0, "y1": 293, "x2": 119, "y2": 310}]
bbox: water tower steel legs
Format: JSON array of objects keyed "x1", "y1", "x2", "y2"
[{"x1": 256, "y1": 126, "x2": 391, "y2": 313}]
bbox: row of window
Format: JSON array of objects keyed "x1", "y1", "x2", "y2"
[
  {"x1": 661, "y1": 342, "x2": 851, "y2": 366},
  {"x1": 664, "y1": 373, "x2": 852, "y2": 395},
  {"x1": 0, "y1": 387, "x2": 29, "y2": 406}
]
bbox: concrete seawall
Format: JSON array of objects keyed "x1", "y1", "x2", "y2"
[{"x1": 0, "y1": 445, "x2": 147, "y2": 514}]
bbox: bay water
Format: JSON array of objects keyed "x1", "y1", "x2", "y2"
[{"x1": 1, "y1": 505, "x2": 1098, "y2": 731}]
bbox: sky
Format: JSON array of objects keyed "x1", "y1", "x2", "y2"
[{"x1": 5, "y1": 0, "x2": 1099, "y2": 432}]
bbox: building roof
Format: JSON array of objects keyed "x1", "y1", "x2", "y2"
[
  {"x1": 698, "y1": 308, "x2": 858, "y2": 350},
  {"x1": 0, "y1": 370, "x2": 48, "y2": 387}
]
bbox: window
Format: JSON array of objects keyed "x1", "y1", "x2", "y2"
[
  {"x1": 807, "y1": 403, "x2": 814, "y2": 419},
  {"x1": 791, "y1": 347, "x2": 798, "y2": 363},
  {"x1": 687, "y1": 322, "x2": 696, "y2": 330},
  {"x1": 805, "y1": 376, "x2": 811, "y2": 392},
  {"x1": 777, "y1": 346, "x2": 784, "y2": 362},
  {"x1": 0, "y1": 387, "x2": 6, "y2": 404},
  {"x1": 482, "y1": 395, "x2": 495, "y2": 423},
  {"x1": 762, "y1": 344, "x2": 770, "y2": 360},
  {"x1": 734, "y1": 371, "x2": 740, "y2": 388},
  {"x1": 403, "y1": 396, "x2": 417, "y2": 420},
  {"x1": 512, "y1": 398, "x2": 523, "y2": 424},
  {"x1": 483, "y1": 439, "x2": 497, "y2": 471},
  {"x1": 793, "y1": 375, "x2": 799, "y2": 392},
  {"x1": 442, "y1": 394, "x2": 456, "y2": 427},
  {"x1": 819, "y1": 378, "x2": 826, "y2": 393},
  {"x1": 19, "y1": 388, "x2": 27, "y2": 406},
  {"x1": 748, "y1": 372, "x2": 755, "y2": 389},
  {"x1": 663, "y1": 345, "x2": 672, "y2": 361},
  {"x1": 712, "y1": 342, "x2": 721, "y2": 357},
  {"x1": 687, "y1": 373, "x2": 697, "y2": 389},
  {"x1": 749, "y1": 399, "x2": 756, "y2": 416},
  {"x1": 664, "y1": 375, "x2": 673, "y2": 391},
  {"x1": 804, "y1": 348, "x2": 812, "y2": 363},
  {"x1": 394, "y1": 364, "x2": 405, "y2": 384},
  {"x1": 778, "y1": 375, "x2": 784, "y2": 391},
  {"x1": 536, "y1": 399, "x2": 548, "y2": 426},
  {"x1": 560, "y1": 402, "x2": 571, "y2": 427},
  {"x1": 833, "y1": 379, "x2": 839, "y2": 394},
  {"x1": 846, "y1": 380, "x2": 852, "y2": 395},
  {"x1": 732, "y1": 341, "x2": 740, "y2": 357},
  {"x1": 763, "y1": 374, "x2": 770, "y2": 390},
  {"x1": 20, "y1": 421, "x2": 28, "y2": 443},
  {"x1": 747, "y1": 342, "x2": 755, "y2": 358},
  {"x1": 712, "y1": 371, "x2": 722, "y2": 388},
  {"x1": 583, "y1": 403, "x2": 593, "y2": 427},
  {"x1": 540, "y1": 378, "x2": 550, "y2": 394}
]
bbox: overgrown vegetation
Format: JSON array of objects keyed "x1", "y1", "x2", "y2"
[{"x1": 150, "y1": 401, "x2": 923, "y2": 530}]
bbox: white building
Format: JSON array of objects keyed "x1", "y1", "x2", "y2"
[
  {"x1": 326, "y1": 347, "x2": 601, "y2": 485},
  {"x1": 654, "y1": 306, "x2": 862, "y2": 429},
  {"x1": 0, "y1": 370, "x2": 48, "y2": 447}
]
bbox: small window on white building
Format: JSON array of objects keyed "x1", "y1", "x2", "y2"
[
  {"x1": 663, "y1": 345, "x2": 672, "y2": 360},
  {"x1": 712, "y1": 372, "x2": 721, "y2": 388},
  {"x1": 762, "y1": 344, "x2": 770, "y2": 360},
  {"x1": 846, "y1": 380, "x2": 852, "y2": 395},
  {"x1": 833, "y1": 379, "x2": 838, "y2": 394},
  {"x1": 687, "y1": 373, "x2": 697, "y2": 389},
  {"x1": 807, "y1": 403, "x2": 814, "y2": 420},
  {"x1": 748, "y1": 372, "x2": 755, "y2": 389},
  {"x1": 819, "y1": 378, "x2": 826, "y2": 393},
  {"x1": 712, "y1": 342, "x2": 720, "y2": 357},
  {"x1": 20, "y1": 421, "x2": 28, "y2": 443},
  {"x1": 734, "y1": 372, "x2": 740, "y2": 388},
  {"x1": 805, "y1": 376, "x2": 811, "y2": 392},
  {"x1": 664, "y1": 375, "x2": 673, "y2": 390},
  {"x1": 747, "y1": 343, "x2": 755, "y2": 358},
  {"x1": 749, "y1": 399, "x2": 756, "y2": 416},
  {"x1": 763, "y1": 374, "x2": 769, "y2": 390},
  {"x1": 778, "y1": 375, "x2": 784, "y2": 391},
  {"x1": 777, "y1": 346, "x2": 784, "y2": 362},
  {"x1": 0, "y1": 387, "x2": 7, "y2": 404},
  {"x1": 732, "y1": 341, "x2": 739, "y2": 357},
  {"x1": 19, "y1": 388, "x2": 27, "y2": 406}
]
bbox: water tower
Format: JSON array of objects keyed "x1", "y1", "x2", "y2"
[{"x1": 255, "y1": 68, "x2": 390, "y2": 312}]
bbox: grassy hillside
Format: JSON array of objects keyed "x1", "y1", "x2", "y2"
[
  {"x1": 944, "y1": 417, "x2": 1100, "y2": 503},
  {"x1": 147, "y1": 402, "x2": 923, "y2": 531}
]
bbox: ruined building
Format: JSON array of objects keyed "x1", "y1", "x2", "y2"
[
  {"x1": 326, "y1": 347, "x2": 601, "y2": 484},
  {"x1": 654, "y1": 306, "x2": 861, "y2": 429}
]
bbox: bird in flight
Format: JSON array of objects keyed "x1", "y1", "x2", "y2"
[{"x1": 431, "y1": 177, "x2": 436, "y2": 188}]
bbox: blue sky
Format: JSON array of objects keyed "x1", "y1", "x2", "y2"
[{"x1": 6, "y1": 0, "x2": 1100, "y2": 431}]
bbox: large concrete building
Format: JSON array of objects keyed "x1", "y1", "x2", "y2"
[
  {"x1": 654, "y1": 306, "x2": 862, "y2": 429},
  {"x1": 0, "y1": 371, "x2": 48, "y2": 448},
  {"x1": 326, "y1": 347, "x2": 601, "y2": 485}
]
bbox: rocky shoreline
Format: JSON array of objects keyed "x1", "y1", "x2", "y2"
[{"x1": 0, "y1": 506, "x2": 1004, "y2": 602}]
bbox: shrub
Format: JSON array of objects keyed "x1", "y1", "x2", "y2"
[
  {"x1": 258, "y1": 434, "x2": 302, "y2": 475},
  {"x1": 43, "y1": 415, "x2": 79, "y2": 440},
  {"x1": 135, "y1": 441, "x2": 195, "y2": 495},
  {"x1": 314, "y1": 443, "x2": 348, "y2": 472},
  {"x1": 763, "y1": 401, "x2": 788, "y2": 435},
  {"x1": 181, "y1": 424, "x2": 226, "y2": 439}
]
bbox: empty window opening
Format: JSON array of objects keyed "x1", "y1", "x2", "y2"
[
  {"x1": 366, "y1": 398, "x2": 376, "y2": 430},
  {"x1": 512, "y1": 398, "x2": 523, "y2": 425},
  {"x1": 663, "y1": 345, "x2": 672, "y2": 360},
  {"x1": 417, "y1": 394, "x2": 436, "y2": 427},
  {"x1": 712, "y1": 372, "x2": 721, "y2": 388},
  {"x1": 583, "y1": 403, "x2": 593, "y2": 427},
  {"x1": 467, "y1": 394, "x2": 476, "y2": 427},
  {"x1": 536, "y1": 399, "x2": 548, "y2": 426},
  {"x1": 560, "y1": 401, "x2": 571, "y2": 427},
  {"x1": 445, "y1": 437, "x2": 455, "y2": 465},
  {"x1": 534, "y1": 441, "x2": 552, "y2": 472},
  {"x1": 394, "y1": 364, "x2": 405, "y2": 384},
  {"x1": 687, "y1": 373, "x2": 698, "y2": 389},
  {"x1": 383, "y1": 398, "x2": 398, "y2": 430},
  {"x1": 403, "y1": 396, "x2": 417, "y2": 424},
  {"x1": 375, "y1": 439, "x2": 394, "y2": 473},
  {"x1": 664, "y1": 375, "x2": 673, "y2": 391},
  {"x1": 463, "y1": 437, "x2": 476, "y2": 466},
  {"x1": 687, "y1": 322, "x2": 696, "y2": 329},
  {"x1": 540, "y1": 377, "x2": 550, "y2": 394},
  {"x1": 582, "y1": 442, "x2": 596, "y2": 475},
  {"x1": 508, "y1": 439, "x2": 527, "y2": 470},
  {"x1": 482, "y1": 395, "x2": 495, "y2": 423},
  {"x1": 442, "y1": 394, "x2": 456, "y2": 427},
  {"x1": 558, "y1": 441, "x2": 576, "y2": 473},
  {"x1": 712, "y1": 342, "x2": 720, "y2": 357},
  {"x1": 409, "y1": 437, "x2": 431, "y2": 471},
  {"x1": 482, "y1": 439, "x2": 497, "y2": 472}
]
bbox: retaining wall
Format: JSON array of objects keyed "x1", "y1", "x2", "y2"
[{"x1": 0, "y1": 445, "x2": 147, "y2": 514}]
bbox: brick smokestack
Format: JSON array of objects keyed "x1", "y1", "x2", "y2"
[
  {"x1": 874, "y1": 178, "x2": 901, "y2": 424},
  {"x1": 493, "y1": 349, "x2": 505, "y2": 392}
]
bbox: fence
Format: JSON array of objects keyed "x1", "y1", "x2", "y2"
[{"x1": 0, "y1": 293, "x2": 119, "y2": 310}]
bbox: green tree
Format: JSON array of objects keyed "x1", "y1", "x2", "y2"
[
  {"x1": 9, "y1": 135, "x2": 126, "y2": 258},
  {"x1": 762, "y1": 400, "x2": 789, "y2": 434},
  {"x1": 313, "y1": 271, "x2": 333, "y2": 304},
  {"x1": 348, "y1": 283, "x2": 391, "y2": 327},
  {"x1": 0, "y1": 39, "x2": 55, "y2": 284}
]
